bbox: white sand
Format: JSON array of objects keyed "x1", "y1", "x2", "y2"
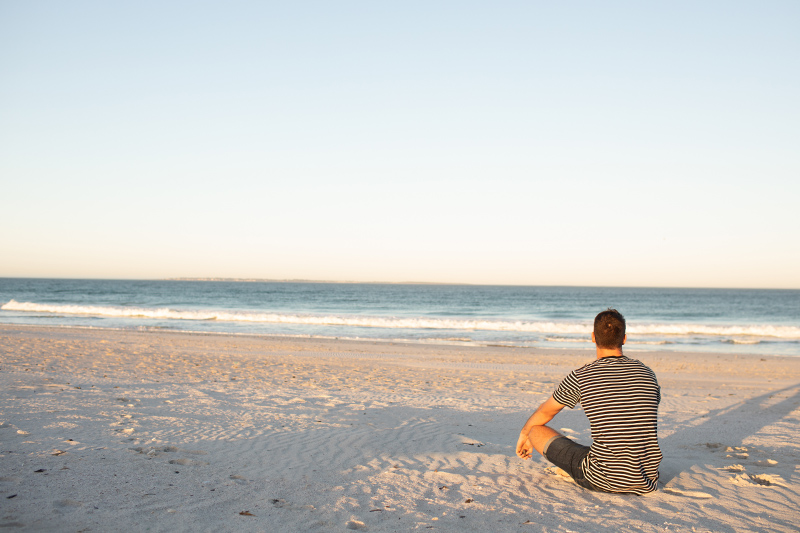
[{"x1": 1, "y1": 325, "x2": 799, "y2": 532}]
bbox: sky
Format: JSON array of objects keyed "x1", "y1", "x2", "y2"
[{"x1": 1, "y1": 1, "x2": 798, "y2": 288}]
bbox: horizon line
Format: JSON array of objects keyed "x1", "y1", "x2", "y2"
[{"x1": 0, "y1": 276, "x2": 798, "y2": 291}]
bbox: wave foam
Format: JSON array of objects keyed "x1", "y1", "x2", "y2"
[
  {"x1": 3, "y1": 300, "x2": 799, "y2": 339},
  {"x1": 627, "y1": 323, "x2": 799, "y2": 338}
]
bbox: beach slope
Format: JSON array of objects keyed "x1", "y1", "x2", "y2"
[{"x1": 1, "y1": 326, "x2": 798, "y2": 532}]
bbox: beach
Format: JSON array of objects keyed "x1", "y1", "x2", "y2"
[{"x1": 1, "y1": 325, "x2": 798, "y2": 532}]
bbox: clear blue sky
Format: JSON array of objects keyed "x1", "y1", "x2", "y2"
[{"x1": 1, "y1": 1, "x2": 798, "y2": 288}]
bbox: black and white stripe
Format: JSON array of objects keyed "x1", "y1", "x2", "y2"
[{"x1": 553, "y1": 356, "x2": 661, "y2": 494}]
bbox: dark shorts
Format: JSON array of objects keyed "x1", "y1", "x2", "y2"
[{"x1": 543, "y1": 436, "x2": 602, "y2": 492}]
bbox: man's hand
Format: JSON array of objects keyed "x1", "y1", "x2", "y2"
[
  {"x1": 515, "y1": 395, "x2": 566, "y2": 459},
  {"x1": 516, "y1": 431, "x2": 534, "y2": 460}
]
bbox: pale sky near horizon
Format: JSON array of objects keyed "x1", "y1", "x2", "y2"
[{"x1": 1, "y1": 1, "x2": 798, "y2": 288}]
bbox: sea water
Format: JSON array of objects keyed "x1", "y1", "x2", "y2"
[{"x1": 1, "y1": 278, "x2": 798, "y2": 356}]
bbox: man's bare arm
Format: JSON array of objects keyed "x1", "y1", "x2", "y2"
[{"x1": 516, "y1": 395, "x2": 565, "y2": 459}]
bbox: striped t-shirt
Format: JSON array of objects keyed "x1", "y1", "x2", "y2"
[{"x1": 552, "y1": 355, "x2": 661, "y2": 494}]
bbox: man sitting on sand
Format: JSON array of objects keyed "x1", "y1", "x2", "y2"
[{"x1": 516, "y1": 309, "x2": 661, "y2": 494}]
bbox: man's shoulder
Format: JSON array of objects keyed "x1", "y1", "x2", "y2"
[
  {"x1": 573, "y1": 356, "x2": 656, "y2": 376},
  {"x1": 620, "y1": 356, "x2": 658, "y2": 376}
]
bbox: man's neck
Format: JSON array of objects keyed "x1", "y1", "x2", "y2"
[{"x1": 596, "y1": 347, "x2": 624, "y2": 359}]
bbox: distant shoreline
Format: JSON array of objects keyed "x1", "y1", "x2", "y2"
[
  {"x1": 163, "y1": 278, "x2": 464, "y2": 285},
  {"x1": 157, "y1": 279, "x2": 800, "y2": 290},
  {"x1": 1, "y1": 276, "x2": 798, "y2": 290}
]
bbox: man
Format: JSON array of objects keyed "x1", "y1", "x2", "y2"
[{"x1": 516, "y1": 309, "x2": 661, "y2": 494}]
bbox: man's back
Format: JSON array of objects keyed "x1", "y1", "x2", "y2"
[{"x1": 553, "y1": 356, "x2": 661, "y2": 494}]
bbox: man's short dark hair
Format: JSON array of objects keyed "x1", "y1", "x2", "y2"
[{"x1": 594, "y1": 309, "x2": 626, "y2": 349}]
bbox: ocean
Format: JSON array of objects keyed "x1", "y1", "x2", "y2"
[{"x1": 1, "y1": 278, "x2": 798, "y2": 356}]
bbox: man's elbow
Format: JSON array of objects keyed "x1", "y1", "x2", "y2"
[{"x1": 543, "y1": 397, "x2": 566, "y2": 414}]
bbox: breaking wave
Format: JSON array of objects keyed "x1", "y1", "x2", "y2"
[{"x1": 3, "y1": 300, "x2": 800, "y2": 339}]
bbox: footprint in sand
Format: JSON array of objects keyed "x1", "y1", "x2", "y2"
[
  {"x1": 754, "y1": 459, "x2": 778, "y2": 467},
  {"x1": 750, "y1": 474, "x2": 786, "y2": 486},
  {"x1": 715, "y1": 445, "x2": 751, "y2": 459},
  {"x1": 168, "y1": 458, "x2": 209, "y2": 466},
  {"x1": 130, "y1": 445, "x2": 207, "y2": 457},
  {"x1": 662, "y1": 487, "x2": 713, "y2": 499},
  {"x1": 730, "y1": 473, "x2": 787, "y2": 487},
  {"x1": 130, "y1": 446, "x2": 162, "y2": 457},
  {"x1": 129, "y1": 446, "x2": 209, "y2": 466},
  {"x1": 53, "y1": 499, "x2": 83, "y2": 512},
  {"x1": 722, "y1": 464, "x2": 746, "y2": 472}
]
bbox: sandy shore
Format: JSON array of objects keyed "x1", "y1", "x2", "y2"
[{"x1": 1, "y1": 325, "x2": 798, "y2": 532}]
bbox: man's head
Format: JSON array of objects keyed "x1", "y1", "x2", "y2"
[{"x1": 593, "y1": 308, "x2": 626, "y2": 349}]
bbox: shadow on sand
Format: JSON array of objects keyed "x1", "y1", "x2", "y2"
[{"x1": 658, "y1": 381, "x2": 800, "y2": 484}]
